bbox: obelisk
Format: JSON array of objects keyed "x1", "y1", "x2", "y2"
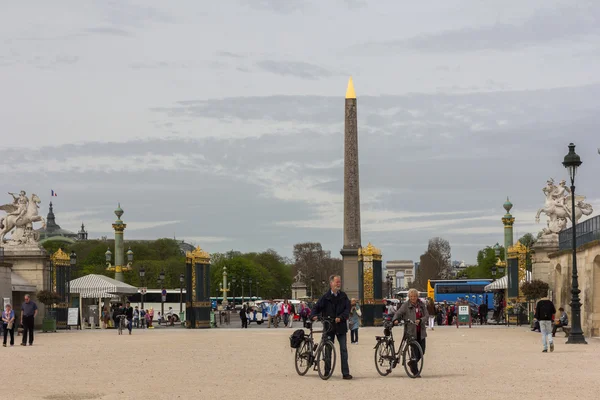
[{"x1": 340, "y1": 77, "x2": 362, "y2": 299}]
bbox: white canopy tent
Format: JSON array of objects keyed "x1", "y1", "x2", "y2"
[
  {"x1": 69, "y1": 274, "x2": 138, "y2": 328},
  {"x1": 70, "y1": 274, "x2": 138, "y2": 298},
  {"x1": 484, "y1": 271, "x2": 532, "y2": 291}
]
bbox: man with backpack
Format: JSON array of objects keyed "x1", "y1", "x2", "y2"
[{"x1": 534, "y1": 296, "x2": 556, "y2": 353}]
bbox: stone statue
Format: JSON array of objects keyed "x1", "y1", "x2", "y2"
[
  {"x1": 535, "y1": 178, "x2": 594, "y2": 235},
  {"x1": 294, "y1": 270, "x2": 305, "y2": 285},
  {"x1": 0, "y1": 191, "x2": 46, "y2": 246}
]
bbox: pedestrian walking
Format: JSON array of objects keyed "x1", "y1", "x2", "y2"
[
  {"x1": 288, "y1": 302, "x2": 295, "y2": 328},
  {"x1": 267, "y1": 300, "x2": 278, "y2": 328},
  {"x1": 239, "y1": 306, "x2": 248, "y2": 329},
  {"x1": 124, "y1": 302, "x2": 134, "y2": 335},
  {"x1": 281, "y1": 299, "x2": 291, "y2": 327},
  {"x1": 2, "y1": 304, "x2": 15, "y2": 347},
  {"x1": 133, "y1": 306, "x2": 140, "y2": 328},
  {"x1": 534, "y1": 296, "x2": 556, "y2": 353},
  {"x1": 20, "y1": 294, "x2": 38, "y2": 346},
  {"x1": 426, "y1": 298, "x2": 436, "y2": 330},
  {"x1": 478, "y1": 302, "x2": 488, "y2": 325},
  {"x1": 349, "y1": 298, "x2": 361, "y2": 344},
  {"x1": 310, "y1": 275, "x2": 352, "y2": 380}
]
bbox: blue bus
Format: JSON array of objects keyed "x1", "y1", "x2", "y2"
[{"x1": 430, "y1": 279, "x2": 494, "y2": 310}]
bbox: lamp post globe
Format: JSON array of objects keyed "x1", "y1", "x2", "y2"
[
  {"x1": 493, "y1": 243, "x2": 501, "y2": 258},
  {"x1": 69, "y1": 251, "x2": 77, "y2": 267},
  {"x1": 562, "y1": 143, "x2": 586, "y2": 344},
  {"x1": 105, "y1": 248, "x2": 112, "y2": 263},
  {"x1": 126, "y1": 248, "x2": 134, "y2": 263}
]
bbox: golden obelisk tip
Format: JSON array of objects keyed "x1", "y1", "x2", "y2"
[{"x1": 345, "y1": 76, "x2": 356, "y2": 99}]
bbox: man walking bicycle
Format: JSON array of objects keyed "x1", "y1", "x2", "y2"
[{"x1": 310, "y1": 275, "x2": 352, "y2": 380}]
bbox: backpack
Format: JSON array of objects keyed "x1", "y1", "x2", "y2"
[{"x1": 289, "y1": 329, "x2": 305, "y2": 349}]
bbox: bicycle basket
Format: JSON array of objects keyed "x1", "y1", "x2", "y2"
[{"x1": 289, "y1": 329, "x2": 305, "y2": 348}]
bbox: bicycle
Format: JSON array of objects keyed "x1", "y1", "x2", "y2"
[
  {"x1": 117, "y1": 315, "x2": 128, "y2": 335},
  {"x1": 374, "y1": 318, "x2": 424, "y2": 378},
  {"x1": 294, "y1": 317, "x2": 337, "y2": 380}
]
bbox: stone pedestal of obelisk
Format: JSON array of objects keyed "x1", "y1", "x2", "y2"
[{"x1": 341, "y1": 77, "x2": 362, "y2": 300}]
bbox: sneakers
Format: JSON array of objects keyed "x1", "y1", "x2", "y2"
[
  {"x1": 550, "y1": 343, "x2": 554, "y2": 352},
  {"x1": 20, "y1": 343, "x2": 26, "y2": 346},
  {"x1": 542, "y1": 349, "x2": 547, "y2": 352},
  {"x1": 343, "y1": 375, "x2": 353, "y2": 380}
]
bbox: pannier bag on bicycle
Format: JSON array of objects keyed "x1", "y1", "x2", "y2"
[{"x1": 289, "y1": 329, "x2": 305, "y2": 348}]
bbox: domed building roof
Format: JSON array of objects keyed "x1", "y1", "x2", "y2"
[{"x1": 36, "y1": 202, "x2": 78, "y2": 241}]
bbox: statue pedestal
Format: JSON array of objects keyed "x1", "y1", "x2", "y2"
[
  {"x1": 532, "y1": 234, "x2": 559, "y2": 285},
  {"x1": 2, "y1": 246, "x2": 49, "y2": 328}
]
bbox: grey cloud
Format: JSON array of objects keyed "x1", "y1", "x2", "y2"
[
  {"x1": 216, "y1": 51, "x2": 245, "y2": 59},
  {"x1": 359, "y1": 4, "x2": 600, "y2": 53},
  {"x1": 84, "y1": 27, "x2": 133, "y2": 37},
  {"x1": 256, "y1": 60, "x2": 335, "y2": 80},
  {"x1": 238, "y1": 0, "x2": 306, "y2": 14}
]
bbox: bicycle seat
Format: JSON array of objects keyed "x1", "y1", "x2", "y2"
[{"x1": 375, "y1": 336, "x2": 387, "y2": 341}]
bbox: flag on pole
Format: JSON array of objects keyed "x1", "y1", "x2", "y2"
[{"x1": 51, "y1": 190, "x2": 58, "y2": 197}]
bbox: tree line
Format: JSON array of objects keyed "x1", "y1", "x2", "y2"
[{"x1": 41, "y1": 239, "x2": 341, "y2": 299}]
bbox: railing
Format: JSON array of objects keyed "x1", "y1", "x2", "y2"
[{"x1": 558, "y1": 215, "x2": 600, "y2": 251}]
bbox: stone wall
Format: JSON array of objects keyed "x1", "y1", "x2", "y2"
[
  {"x1": 0, "y1": 263, "x2": 11, "y2": 307},
  {"x1": 3, "y1": 247, "x2": 49, "y2": 328},
  {"x1": 548, "y1": 240, "x2": 600, "y2": 338}
]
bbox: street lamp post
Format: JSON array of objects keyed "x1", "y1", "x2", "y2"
[
  {"x1": 221, "y1": 267, "x2": 230, "y2": 306},
  {"x1": 310, "y1": 276, "x2": 315, "y2": 300},
  {"x1": 241, "y1": 277, "x2": 245, "y2": 305},
  {"x1": 562, "y1": 143, "x2": 587, "y2": 344},
  {"x1": 179, "y1": 273, "x2": 184, "y2": 313},
  {"x1": 139, "y1": 266, "x2": 146, "y2": 311},
  {"x1": 231, "y1": 276, "x2": 237, "y2": 308},
  {"x1": 69, "y1": 251, "x2": 77, "y2": 308},
  {"x1": 249, "y1": 278, "x2": 253, "y2": 299},
  {"x1": 159, "y1": 270, "x2": 165, "y2": 318},
  {"x1": 256, "y1": 281, "x2": 259, "y2": 299}
]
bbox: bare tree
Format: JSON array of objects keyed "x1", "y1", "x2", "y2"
[{"x1": 414, "y1": 237, "x2": 452, "y2": 289}]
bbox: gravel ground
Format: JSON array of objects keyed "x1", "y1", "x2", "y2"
[{"x1": 7, "y1": 325, "x2": 600, "y2": 400}]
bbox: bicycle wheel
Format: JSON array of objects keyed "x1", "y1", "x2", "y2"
[
  {"x1": 374, "y1": 341, "x2": 394, "y2": 376},
  {"x1": 294, "y1": 340, "x2": 312, "y2": 376},
  {"x1": 316, "y1": 340, "x2": 336, "y2": 380},
  {"x1": 402, "y1": 340, "x2": 423, "y2": 378}
]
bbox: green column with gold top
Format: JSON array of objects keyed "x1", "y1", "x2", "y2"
[{"x1": 185, "y1": 246, "x2": 211, "y2": 329}]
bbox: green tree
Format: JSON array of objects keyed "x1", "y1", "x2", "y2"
[
  {"x1": 459, "y1": 245, "x2": 506, "y2": 279},
  {"x1": 518, "y1": 233, "x2": 537, "y2": 272}
]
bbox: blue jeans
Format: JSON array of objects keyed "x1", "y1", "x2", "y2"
[
  {"x1": 326, "y1": 332, "x2": 350, "y2": 376},
  {"x1": 127, "y1": 319, "x2": 132, "y2": 333},
  {"x1": 539, "y1": 320, "x2": 553, "y2": 350}
]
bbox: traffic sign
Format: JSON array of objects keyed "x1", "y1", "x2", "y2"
[
  {"x1": 161, "y1": 289, "x2": 167, "y2": 296},
  {"x1": 139, "y1": 287, "x2": 147, "y2": 295}
]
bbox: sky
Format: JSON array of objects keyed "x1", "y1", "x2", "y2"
[{"x1": 2, "y1": 0, "x2": 600, "y2": 265}]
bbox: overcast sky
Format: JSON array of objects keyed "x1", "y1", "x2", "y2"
[{"x1": 2, "y1": 0, "x2": 599, "y2": 265}]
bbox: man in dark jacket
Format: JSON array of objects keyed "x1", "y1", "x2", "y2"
[
  {"x1": 534, "y1": 297, "x2": 556, "y2": 352},
  {"x1": 124, "y1": 302, "x2": 134, "y2": 335},
  {"x1": 310, "y1": 275, "x2": 352, "y2": 380}
]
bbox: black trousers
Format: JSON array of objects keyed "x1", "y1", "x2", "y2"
[
  {"x1": 241, "y1": 318, "x2": 248, "y2": 328},
  {"x1": 326, "y1": 332, "x2": 350, "y2": 376},
  {"x1": 552, "y1": 322, "x2": 566, "y2": 335},
  {"x1": 3, "y1": 324, "x2": 14, "y2": 345},
  {"x1": 22, "y1": 316, "x2": 35, "y2": 345},
  {"x1": 350, "y1": 328, "x2": 358, "y2": 343}
]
